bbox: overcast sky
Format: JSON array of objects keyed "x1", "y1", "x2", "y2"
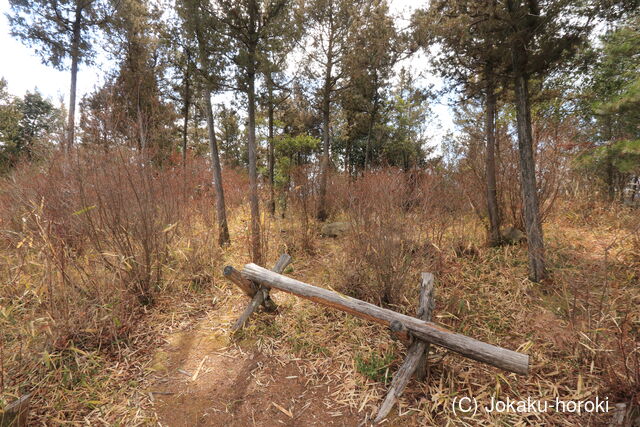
[{"x1": 0, "y1": 0, "x2": 454, "y2": 147}]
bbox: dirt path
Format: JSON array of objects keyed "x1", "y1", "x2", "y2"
[{"x1": 146, "y1": 315, "x2": 361, "y2": 427}]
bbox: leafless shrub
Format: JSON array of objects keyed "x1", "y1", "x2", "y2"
[
  {"x1": 0, "y1": 147, "x2": 222, "y2": 349},
  {"x1": 337, "y1": 169, "x2": 442, "y2": 307}
]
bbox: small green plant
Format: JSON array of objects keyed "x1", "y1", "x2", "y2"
[{"x1": 354, "y1": 351, "x2": 396, "y2": 384}]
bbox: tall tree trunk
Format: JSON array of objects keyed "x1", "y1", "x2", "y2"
[
  {"x1": 345, "y1": 136, "x2": 351, "y2": 177},
  {"x1": 182, "y1": 52, "x2": 191, "y2": 167},
  {"x1": 67, "y1": 4, "x2": 82, "y2": 150},
  {"x1": 364, "y1": 108, "x2": 375, "y2": 170},
  {"x1": 247, "y1": 56, "x2": 262, "y2": 264},
  {"x1": 364, "y1": 78, "x2": 380, "y2": 171},
  {"x1": 267, "y1": 76, "x2": 276, "y2": 216},
  {"x1": 204, "y1": 92, "x2": 230, "y2": 246},
  {"x1": 604, "y1": 116, "x2": 615, "y2": 202},
  {"x1": 316, "y1": 49, "x2": 333, "y2": 222},
  {"x1": 484, "y1": 69, "x2": 501, "y2": 246},
  {"x1": 193, "y1": 11, "x2": 230, "y2": 247},
  {"x1": 512, "y1": 45, "x2": 545, "y2": 282}
]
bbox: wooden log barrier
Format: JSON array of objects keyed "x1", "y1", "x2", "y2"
[
  {"x1": 225, "y1": 265, "x2": 277, "y2": 312},
  {"x1": 241, "y1": 263, "x2": 529, "y2": 375},
  {"x1": 230, "y1": 254, "x2": 292, "y2": 331},
  {"x1": 223, "y1": 265, "x2": 257, "y2": 297},
  {"x1": 375, "y1": 272, "x2": 435, "y2": 423}
]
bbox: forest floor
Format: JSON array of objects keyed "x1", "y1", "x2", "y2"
[
  {"x1": 2, "y1": 201, "x2": 639, "y2": 426},
  {"x1": 68, "y1": 202, "x2": 636, "y2": 427}
]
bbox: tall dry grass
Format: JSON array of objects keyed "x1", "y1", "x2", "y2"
[{"x1": 0, "y1": 148, "x2": 250, "y2": 420}]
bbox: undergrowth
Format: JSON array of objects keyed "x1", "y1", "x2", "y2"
[{"x1": 0, "y1": 150, "x2": 638, "y2": 425}]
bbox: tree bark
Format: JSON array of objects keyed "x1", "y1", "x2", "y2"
[
  {"x1": 267, "y1": 76, "x2": 276, "y2": 216},
  {"x1": 66, "y1": 4, "x2": 82, "y2": 150},
  {"x1": 364, "y1": 76, "x2": 380, "y2": 171},
  {"x1": 511, "y1": 44, "x2": 545, "y2": 282},
  {"x1": 484, "y1": 68, "x2": 501, "y2": 246},
  {"x1": 192, "y1": 5, "x2": 230, "y2": 247},
  {"x1": 247, "y1": 3, "x2": 262, "y2": 264},
  {"x1": 182, "y1": 51, "x2": 191, "y2": 167},
  {"x1": 204, "y1": 92, "x2": 230, "y2": 246},
  {"x1": 316, "y1": 40, "x2": 333, "y2": 222}
]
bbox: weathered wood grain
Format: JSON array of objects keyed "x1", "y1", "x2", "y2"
[
  {"x1": 223, "y1": 265, "x2": 257, "y2": 297},
  {"x1": 272, "y1": 253, "x2": 292, "y2": 276},
  {"x1": 1, "y1": 394, "x2": 31, "y2": 427},
  {"x1": 374, "y1": 273, "x2": 435, "y2": 423},
  {"x1": 232, "y1": 290, "x2": 266, "y2": 331},
  {"x1": 375, "y1": 341, "x2": 428, "y2": 423},
  {"x1": 230, "y1": 254, "x2": 292, "y2": 331},
  {"x1": 241, "y1": 263, "x2": 529, "y2": 375},
  {"x1": 415, "y1": 272, "x2": 435, "y2": 381}
]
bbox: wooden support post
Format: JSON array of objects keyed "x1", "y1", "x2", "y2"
[
  {"x1": 1, "y1": 394, "x2": 31, "y2": 427},
  {"x1": 272, "y1": 253, "x2": 292, "y2": 277},
  {"x1": 224, "y1": 265, "x2": 277, "y2": 311},
  {"x1": 375, "y1": 273, "x2": 435, "y2": 423},
  {"x1": 233, "y1": 290, "x2": 267, "y2": 331},
  {"x1": 388, "y1": 320, "x2": 411, "y2": 345},
  {"x1": 241, "y1": 263, "x2": 529, "y2": 375},
  {"x1": 415, "y1": 272, "x2": 435, "y2": 380},
  {"x1": 230, "y1": 254, "x2": 292, "y2": 331},
  {"x1": 223, "y1": 265, "x2": 257, "y2": 297}
]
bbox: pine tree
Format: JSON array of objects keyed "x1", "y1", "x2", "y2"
[
  {"x1": 7, "y1": 0, "x2": 111, "y2": 149},
  {"x1": 177, "y1": 0, "x2": 231, "y2": 246},
  {"x1": 414, "y1": 0, "x2": 507, "y2": 246},
  {"x1": 212, "y1": 0, "x2": 293, "y2": 263},
  {"x1": 302, "y1": 0, "x2": 362, "y2": 220}
]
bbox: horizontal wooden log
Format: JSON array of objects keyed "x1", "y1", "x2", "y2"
[
  {"x1": 389, "y1": 319, "x2": 411, "y2": 345},
  {"x1": 241, "y1": 263, "x2": 529, "y2": 375}
]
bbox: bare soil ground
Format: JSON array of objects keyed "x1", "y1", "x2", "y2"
[{"x1": 147, "y1": 316, "x2": 360, "y2": 427}]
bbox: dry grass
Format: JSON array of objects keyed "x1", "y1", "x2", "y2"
[
  {"x1": 1, "y1": 160, "x2": 638, "y2": 425},
  {"x1": 218, "y1": 197, "x2": 639, "y2": 425}
]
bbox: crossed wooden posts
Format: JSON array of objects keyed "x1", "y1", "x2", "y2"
[
  {"x1": 224, "y1": 253, "x2": 292, "y2": 331},
  {"x1": 224, "y1": 255, "x2": 529, "y2": 423}
]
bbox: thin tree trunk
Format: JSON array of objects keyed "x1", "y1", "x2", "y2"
[
  {"x1": 193, "y1": 9, "x2": 230, "y2": 247},
  {"x1": 604, "y1": 117, "x2": 615, "y2": 202},
  {"x1": 364, "y1": 109, "x2": 375, "y2": 170},
  {"x1": 485, "y1": 69, "x2": 501, "y2": 246},
  {"x1": 204, "y1": 93, "x2": 230, "y2": 246},
  {"x1": 182, "y1": 52, "x2": 191, "y2": 167},
  {"x1": 67, "y1": 4, "x2": 82, "y2": 150},
  {"x1": 247, "y1": 55, "x2": 262, "y2": 264},
  {"x1": 512, "y1": 46, "x2": 545, "y2": 282},
  {"x1": 364, "y1": 81, "x2": 380, "y2": 171},
  {"x1": 267, "y1": 76, "x2": 276, "y2": 216},
  {"x1": 316, "y1": 47, "x2": 333, "y2": 222},
  {"x1": 345, "y1": 135, "x2": 351, "y2": 177}
]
